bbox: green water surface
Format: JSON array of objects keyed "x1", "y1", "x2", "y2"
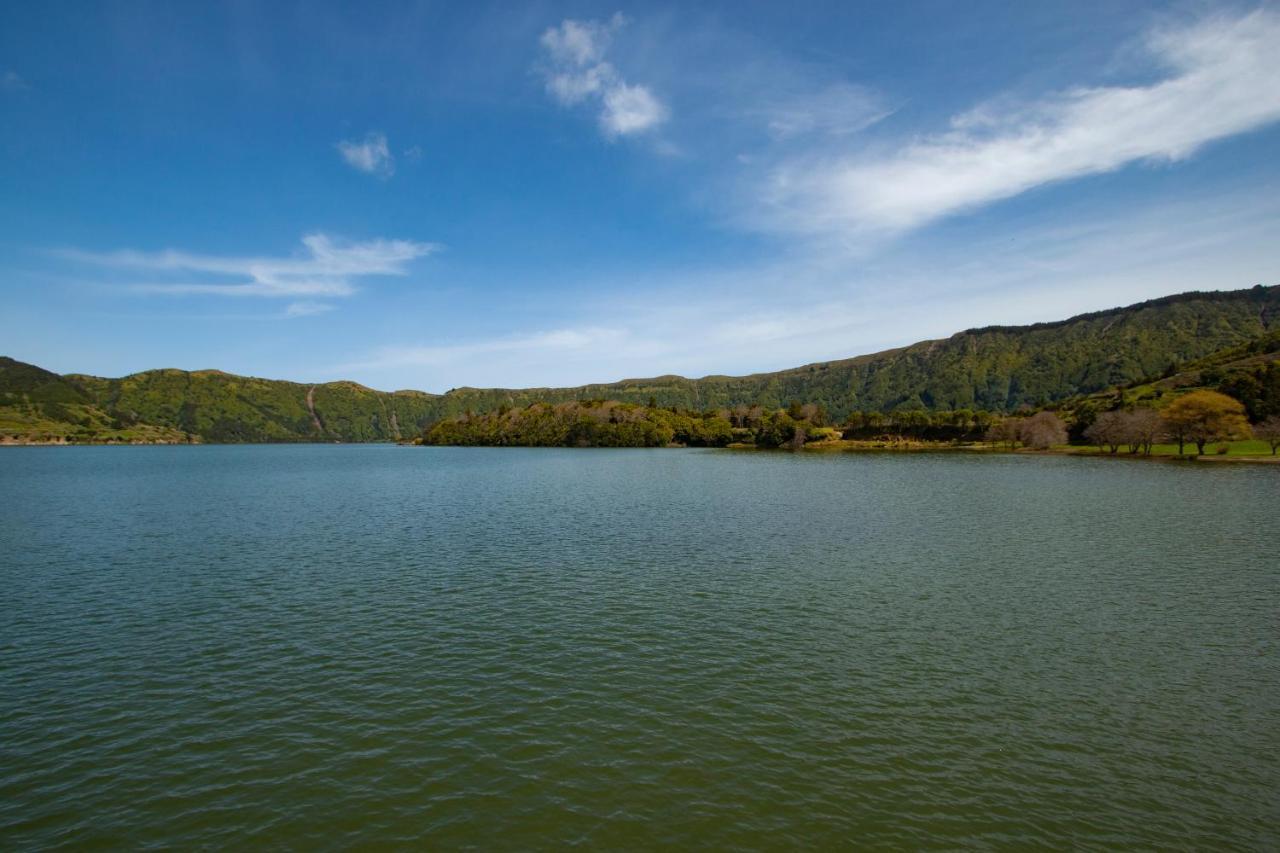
[{"x1": 1, "y1": 446, "x2": 1277, "y2": 848}]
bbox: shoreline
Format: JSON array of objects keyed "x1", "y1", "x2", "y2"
[
  {"x1": 787, "y1": 438, "x2": 1280, "y2": 464},
  {"x1": 5, "y1": 436, "x2": 1277, "y2": 463}
]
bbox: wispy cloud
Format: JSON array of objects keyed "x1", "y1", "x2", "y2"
[
  {"x1": 284, "y1": 300, "x2": 335, "y2": 318},
  {"x1": 337, "y1": 131, "x2": 395, "y2": 178},
  {"x1": 65, "y1": 233, "x2": 438, "y2": 304},
  {"x1": 752, "y1": 83, "x2": 891, "y2": 140},
  {"x1": 752, "y1": 9, "x2": 1280, "y2": 239},
  {"x1": 1, "y1": 70, "x2": 28, "y2": 92},
  {"x1": 331, "y1": 182, "x2": 1280, "y2": 391},
  {"x1": 538, "y1": 14, "x2": 668, "y2": 138}
]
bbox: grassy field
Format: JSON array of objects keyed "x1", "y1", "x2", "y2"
[
  {"x1": 1064, "y1": 439, "x2": 1275, "y2": 458},
  {"x1": 791, "y1": 435, "x2": 1278, "y2": 460}
]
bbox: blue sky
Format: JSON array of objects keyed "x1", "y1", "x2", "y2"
[{"x1": 2, "y1": 1, "x2": 1279, "y2": 391}]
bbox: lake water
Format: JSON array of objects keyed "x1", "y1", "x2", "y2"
[{"x1": 2, "y1": 445, "x2": 1277, "y2": 848}]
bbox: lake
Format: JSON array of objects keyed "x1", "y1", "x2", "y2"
[{"x1": 1, "y1": 445, "x2": 1277, "y2": 848}]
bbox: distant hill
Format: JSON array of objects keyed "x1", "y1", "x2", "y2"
[
  {"x1": 2, "y1": 284, "x2": 1277, "y2": 443},
  {"x1": 63, "y1": 369, "x2": 441, "y2": 444},
  {"x1": 0, "y1": 357, "x2": 188, "y2": 444},
  {"x1": 429, "y1": 285, "x2": 1280, "y2": 418}
]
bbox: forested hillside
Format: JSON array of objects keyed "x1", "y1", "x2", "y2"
[
  {"x1": 65, "y1": 370, "x2": 441, "y2": 443},
  {"x1": 433, "y1": 285, "x2": 1279, "y2": 419},
  {"x1": 2, "y1": 285, "x2": 1277, "y2": 443},
  {"x1": 0, "y1": 357, "x2": 189, "y2": 444}
]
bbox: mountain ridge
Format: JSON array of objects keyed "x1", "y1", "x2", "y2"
[{"x1": 3, "y1": 284, "x2": 1277, "y2": 443}]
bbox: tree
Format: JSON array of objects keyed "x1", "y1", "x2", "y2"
[
  {"x1": 1124, "y1": 408, "x2": 1165, "y2": 456},
  {"x1": 1255, "y1": 415, "x2": 1280, "y2": 455},
  {"x1": 984, "y1": 419, "x2": 1020, "y2": 450},
  {"x1": 1160, "y1": 390, "x2": 1251, "y2": 456},
  {"x1": 756, "y1": 411, "x2": 799, "y2": 449},
  {"x1": 1084, "y1": 411, "x2": 1126, "y2": 454},
  {"x1": 1018, "y1": 411, "x2": 1068, "y2": 450}
]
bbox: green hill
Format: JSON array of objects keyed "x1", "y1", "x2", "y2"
[
  {"x1": 0, "y1": 357, "x2": 189, "y2": 444},
  {"x1": 2, "y1": 284, "x2": 1277, "y2": 444},
  {"x1": 1051, "y1": 327, "x2": 1280, "y2": 435},
  {"x1": 64, "y1": 369, "x2": 442, "y2": 443},
  {"x1": 430, "y1": 285, "x2": 1280, "y2": 418}
]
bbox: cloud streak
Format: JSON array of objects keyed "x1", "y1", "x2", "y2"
[
  {"x1": 538, "y1": 14, "x2": 668, "y2": 138},
  {"x1": 753, "y1": 83, "x2": 891, "y2": 140},
  {"x1": 337, "y1": 131, "x2": 395, "y2": 178},
  {"x1": 65, "y1": 234, "x2": 438, "y2": 306},
  {"x1": 755, "y1": 9, "x2": 1280, "y2": 238}
]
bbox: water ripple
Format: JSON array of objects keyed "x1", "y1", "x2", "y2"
[{"x1": 1, "y1": 446, "x2": 1277, "y2": 849}]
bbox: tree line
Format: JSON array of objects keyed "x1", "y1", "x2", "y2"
[
  {"x1": 1078, "y1": 390, "x2": 1277, "y2": 456},
  {"x1": 420, "y1": 390, "x2": 1280, "y2": 455}
]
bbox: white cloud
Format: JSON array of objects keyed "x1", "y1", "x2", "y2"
[
  {"x1": 600, "y1": 82, "x2": 668, "y2": 137},
  {"x1": 755, "y1": 9, "x2": 1280, "y2": 238},
  {"x1": 538, "y1": 14, "x2": 667, "y2": 138},
  {"x1": 66, "y1": 233, "x2": 438, "y2": 303},
  {"x1": 337, "y1": 131, "x2": 395, "y2": 178}
]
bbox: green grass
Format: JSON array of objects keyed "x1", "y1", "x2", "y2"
[{"x1": 1063, "y1": 439, "x2": 1275, "y2": 457}]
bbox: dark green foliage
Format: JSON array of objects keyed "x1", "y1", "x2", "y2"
[
  {"x1": 1217, "y1": 361, "x2": 1280, "y2": 421},
  {"x1": 0, "y1": 356, "x2": 90, "y2": 411},
  {"x1": 841, "y1": 408, "x2": 994, "y2": 441},
  {"x1": 753, "y1": 412, "x2": 799, "y2": 449},
  {"x1": 423, "y1": 401, "x2": 735, "y2": 448}
]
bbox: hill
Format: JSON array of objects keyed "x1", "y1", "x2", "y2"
[
  {"x1": 431, "y1": 285, "x2": 1279, "y2": 418},
  {"x1": 0, "y1": 357, "x2": 189, "y2": 444},
  {"x1": 63, "y1": 369, "x2": 441, "y2": 443},
  {"x1": 1051, "y1": 327, "x2": 1280, "y2": 436},
  {"x1": 2, "y1": 284, "x2": 1277, "y2": 443}
]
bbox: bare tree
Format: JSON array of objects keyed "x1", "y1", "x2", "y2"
[
  {"x1": 1084, "y1": 411, "x2": 1126, "y2": 454},
  {"x1": 1125, "y1": 408, "x2": 1165, "y2": 456},
  {"x1": 1255, "y1": 415, "x2": 1280, "y2": 455},
  {"x1": 1018, "y1": 411, "x2": 1068, "y2": 450}
]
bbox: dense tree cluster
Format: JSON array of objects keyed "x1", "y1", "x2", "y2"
[
  {"x1": 841, "y1": 409, "x2": 997, "y2": 441},
  {"x1": 423, "y1": 401, "x2": 736, "y2": 448}
]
